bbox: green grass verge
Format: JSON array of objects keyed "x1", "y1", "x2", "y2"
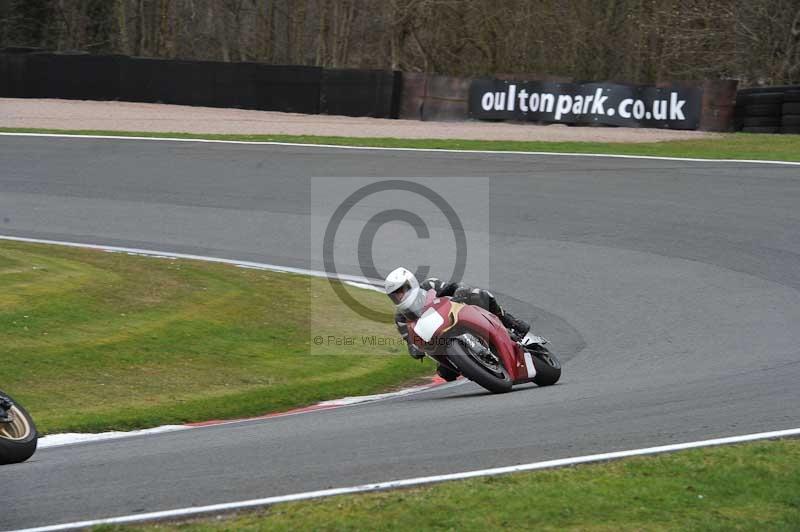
[
  {"x1": 2, "y1": 127, "x2": 800, "y2": 162},
  {"x1": 0, "y1": 240, "x2": 432, "y2": 434},
  {"x1": 101, "y1": 438, "x2": 800, "y2": 531}
]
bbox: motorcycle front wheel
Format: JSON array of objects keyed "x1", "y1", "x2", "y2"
[
  {"x1": 0, "y1": 392, "x2": 38, "y2": 465},
  {"x1": 448, "y1": 339, "x2": 512, "y2": 394}
]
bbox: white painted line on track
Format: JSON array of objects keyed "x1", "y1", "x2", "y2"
[
  {"x1": 37, "y1": 425, "x2": 190, "y2": 448},
  {"x1": 0, "y1": 234, "x2": 382, "y2": 287},
  {"x1": 10, "y1": 426, "x2": 800, "y2": 532},
  {"x1": 2, "y1": 131, "x2": 800, "y2": 166}
]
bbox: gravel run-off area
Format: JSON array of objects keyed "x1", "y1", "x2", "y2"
[{"x1": 0, "y1": 98, "x2": 718, "y2": 142}]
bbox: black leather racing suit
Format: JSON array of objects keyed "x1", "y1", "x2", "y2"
[{"x1": 394, "y1": 278, "x2": 530, "y2": 375}]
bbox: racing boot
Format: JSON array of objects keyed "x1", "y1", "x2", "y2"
[
  {"x1": 436, "y1": 364, "x2": 460, "y2": 382},
  {"x1": 500, "y1": 311, "x2": 530, "y2": 338},
  {"x1": 0, "y1": 397, "x2": 12, "y2": 423}
]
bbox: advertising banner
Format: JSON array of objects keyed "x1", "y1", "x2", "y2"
[{"x1": 469, "y1": 79, "x2": 702, "y2": 129}]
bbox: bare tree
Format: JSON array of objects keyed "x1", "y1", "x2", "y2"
[{"x1": 0, "y1": 0, "x2": 796, "y2": 85}]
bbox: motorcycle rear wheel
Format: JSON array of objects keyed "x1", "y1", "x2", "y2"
[
  {"x1": 528, "y1": 346, "x2": 562, "y2": 386},
  {"x1": 0, "y1": 392, "x2": 38, "y2": 465},
  {"x1": 448, "y1": 340, "x2": 512, "y2": 394}
]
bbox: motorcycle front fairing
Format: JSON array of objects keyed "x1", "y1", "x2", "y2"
[
  {"x1": 442, "y1": 303, "x2": 535, "y2": 382},
  {"x1": 406, "y1": 290, "x2": 455, "y2": 364}
]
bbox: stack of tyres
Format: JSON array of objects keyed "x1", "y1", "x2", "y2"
[
  {"x1": 740, "y1": 92, "x2": 783, "y2": 133},
  {"x1": 781, "y1": 90, "x2": 800, "y2": 135},
  {"x1": 733, "y1": 99, "x2": 744, "y2": 131}
]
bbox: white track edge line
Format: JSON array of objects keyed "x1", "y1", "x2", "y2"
[
  {"x1": 10, "y1": 427, "x2": 800, "y2": 532},
  {"x1": 36, "y1": 425, "x2": 191, "y2": 449},
  {"x1": 1, "y1": 131, "x2": 799, "y2": 166},
  {"x1": 36, "y1": 378, "x2": 466, "y2": 450},
  {"x1": 0, "y1": 235, "x2": 382, "y2": 287}
]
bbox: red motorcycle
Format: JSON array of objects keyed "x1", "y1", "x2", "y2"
[{"x1": 407, "y1": 290, "x2": 561, "y2": 393}]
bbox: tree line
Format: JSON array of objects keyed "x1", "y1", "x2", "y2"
[{"x1": 1, "y1": 0, "x2": 798, "y2": 86}]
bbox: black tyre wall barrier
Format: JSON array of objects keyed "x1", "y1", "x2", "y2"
[
  {"x1": 1, "y1": 52, "x2": 38, "y2": 97},
  {"x1": 1, "y1": 52, "x2": 386, "y2": 118},
  {"x1": 23, "y1": 53, "x2": 123, "y2": 100},
  {"x1": 6, "y1": 54, "x2": 28, "y2": 97},
  {"x1": 735, "y1": 86, "x2": 800, "y2": 134},
  {"x1": 155, "y1": 60, "x2": 216, "y2": 107},
  {"x1": 781, "y1": 89, "x2": 800, "y2": 134},
  {"x1": 214, "y1": 61, "x2": 256, "y2": 109},
  {"x1": 745, "y1": 103, "x2": 781, "y2": 116},
  {"x1": 119, "y1": 58, "x2": 223, "y2": 107},
  {"x1": 253, "y1": 64, "x2": 322, "y2": 114},
  {"x1": 118, "y1": 58, "x2": 321, "y2": 113},
  {"x1": 320, "y1": 69, "x2": 400, "y2": 118},
  {"x1": 1, "y1": 52, "x2": 322, "y2": 114},
  {"x1": 0, "y1": 54, "x2": 9, "y2": 96},
  {"x1": 119, "y1": 57, "x2": 169, "y2": 103}
]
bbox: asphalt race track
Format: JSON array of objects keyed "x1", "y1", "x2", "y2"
[{"x1": 1, "y1": 135, "x2": 799, "y2": 529}]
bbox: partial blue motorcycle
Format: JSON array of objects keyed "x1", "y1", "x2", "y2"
[{"x1": 0, "y1": 390, "x2": 37, "y2": 465}]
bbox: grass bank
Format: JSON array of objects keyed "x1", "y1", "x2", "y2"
[
  {"x1": 107, "y1": 438, "x2": 800, "y2": 531},
  {"x1": 2, "y1": 128, "x2": 800, "y2": 162},
  {"x1": 0, "y1": 240, "x2": 432, "y2": 434}
]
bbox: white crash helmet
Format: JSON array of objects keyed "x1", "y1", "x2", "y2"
[{"x1": 384, "y1": 267, "x2": 426, "y2": 317}]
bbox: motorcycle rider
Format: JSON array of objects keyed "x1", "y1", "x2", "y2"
[{"x1": 384, "y1": 267, "x2": 533, "y2": 381}]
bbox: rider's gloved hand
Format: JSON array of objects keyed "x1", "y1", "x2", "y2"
[{"x1": 408, "y1": 344, "x2": 425, "y2": 360}]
